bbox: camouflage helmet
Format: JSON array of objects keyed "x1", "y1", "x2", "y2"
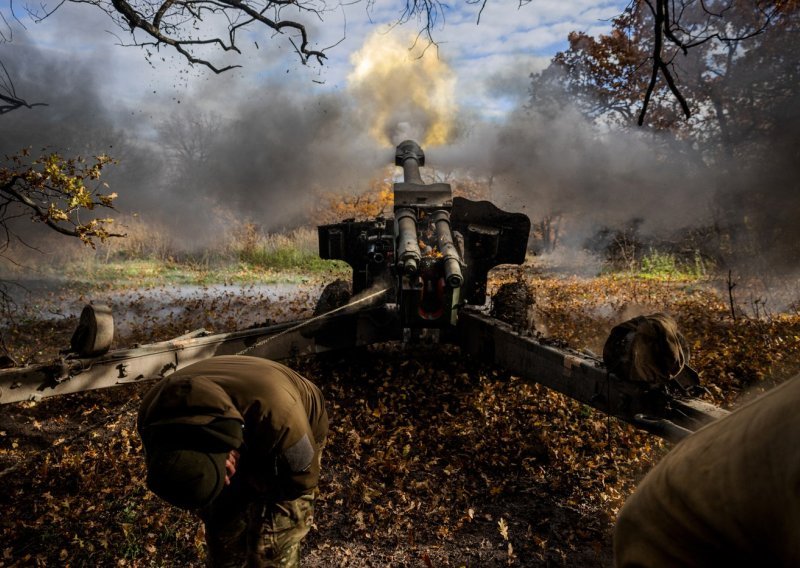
[
  {"x1": 143, "y1": 418, "x2": 243, "y2": 510},
  {"x1": 146, "y1": 447, "x2": 228, "y2": 510},
  {"x1": 603, "y1": 313, "x2": 698, "y2": 388}
]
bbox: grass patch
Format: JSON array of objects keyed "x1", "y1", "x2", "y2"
[
  {"x1": 62, "y1": 257, "x2": 349, "y2": 288},
  {"x1": 1, "y1": 219, "x2": 350, "y2": 289},
  {"x1": 233, "y1": 227, "x2": 326, "y2": 269},
  {"x1": 240, "y1": 246, "x2": 339, "y2": 271},
  {"x1": 627, "y1": 249, "x2": 710, "y2": 281},
  {"x1": 64, "y1": 259, "x2": 205, "y2": 287},
  {"x1": 43, "y1": 224, "x2": 352, "y2": 288}
]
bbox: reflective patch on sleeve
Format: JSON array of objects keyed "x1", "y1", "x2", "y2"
[{"x1": 283, "y1": 433, "x2": 315, "y2": 473}]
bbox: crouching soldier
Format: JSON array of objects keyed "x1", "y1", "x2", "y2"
[
  {"x1": 613, "y1": 374, "x2": 800, "y2": 568},
  {"x1": 137, "y1": 355, "x2": 328, "y2": 567}
]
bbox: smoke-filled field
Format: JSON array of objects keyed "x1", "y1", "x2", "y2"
[
  {"x1": 2, "y1": 0, "x2": 798, "y2": 565},
  {"x1": 1, "y1": 261, "x2": 799, "y2": 567}
]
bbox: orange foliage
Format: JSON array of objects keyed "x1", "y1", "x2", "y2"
[
  {"x1": 313, "y1": 170, "x2": 394, "y2": 225},
  {"x1": 313, "y1": 169, "x2": 494, "y2": 226},
  {"x1": 451, "y1": 177, "x2": 492, "y2": 201}
]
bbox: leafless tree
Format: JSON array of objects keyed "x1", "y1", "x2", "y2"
[
  {"x1": 0, "y1": 60, "x2": 47, "y2": 114},
  {"x1": 24, "y1": 0, "x2": 337, "y2": 72},
  {"x1": 1, "y1": 10, "x2": 46, "y2": 114},
  {"x1": 156, "y1": 110, "x2": 221, "y2": 184},
  {"x1": 636, "y1": 0, "x2": 781, "y2": 124},
  {"x1": 533, "y1": 213, "x2": 561, "y2": 253}
]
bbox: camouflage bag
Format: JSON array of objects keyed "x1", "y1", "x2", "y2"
[{"x1": 602, "y1": 313, "x2": 698, "y2": 388}]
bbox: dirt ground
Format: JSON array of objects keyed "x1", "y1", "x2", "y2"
[
  {"x1": 0, "y1": 348, "x2": 628, "y2": 568},
  {"x1": 1, "y1": 266, "x2": 799, "y2": 567}
]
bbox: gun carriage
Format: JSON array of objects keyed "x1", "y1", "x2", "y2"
[{"x1": 0, "y1": 141, "x2": 727, "y2": 441}]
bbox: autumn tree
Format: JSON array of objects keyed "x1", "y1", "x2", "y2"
[
  {"x1": 0, "y1": 147, "x2": 122, "y2": 322},
  {"x1": 0, "y1": 150, "x2": 121, "y2": 281},
  {"x1": 532, "y1": 0, "x2": 796, "y2": 129},
  {"x1": 0, "y1": 149, "x2": 121, "y2": 247},
  {"x1": 313, "y1": 169, "x2": 394, "y2": 225},
  {"x1": 531, "y1": 0, "x2": 800, "y2": 271}
]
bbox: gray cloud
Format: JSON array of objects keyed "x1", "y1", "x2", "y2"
[
  {"x1": 1, "y1": 30, "x2": 386, "y2": 246},
  {"x1": 435, "y1": 50, "x2": 799, "y2": 283},
  {"x1": 3, "y1": 3, "x2": 796, "y2": 286}
]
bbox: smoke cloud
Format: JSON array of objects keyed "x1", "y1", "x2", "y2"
[
  {"x1": 433, "y1": 44, "x2": 799, "y2": 282},
  {"x1": 2, "y1": 11, "x2": 797, "y2": 292},
  {"x1": 146, "y1": 84, "x2": 383, "y2": 240},
  {"x1": 0, "y1": 31, "x2": 386, "y2": 246},
  {"x1": 347, "y1": 30, "x2": 458, "y2": 147},
  {"x1": 2, "y1": 23, "x2": 468, "y2": 249}
]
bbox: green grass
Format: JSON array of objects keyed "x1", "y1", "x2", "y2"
[
  {"x1": 2, "y1": 223, "x2": 353, "y2": 289},
  {"x1": 59, "y1": 255, "x2": 350, "y2": 289},
  {"x1": 640, "y1": 250, "x2": 681, "y2": 277},
  {"x1": 63, "y1": 259, "x2": 206, "y2": 286},
  {"x1": 633, "y1": 249, "x2": 710, "y2": 281},
  {"x1": 239, "y1": 245, "x2": 342, "y2": 271}
]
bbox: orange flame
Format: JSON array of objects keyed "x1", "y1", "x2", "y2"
[{"x1": 348, "y1": 30, "x2": 457, "y2": 147}]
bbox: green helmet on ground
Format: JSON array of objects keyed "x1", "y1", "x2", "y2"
[
  {"x1": 603, "y1": 313, "x2": 698, "y2": 388},
  {"x1": 143, "y1": 417, "x2": 243, "y2": 510}
]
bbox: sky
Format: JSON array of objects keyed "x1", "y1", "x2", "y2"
[
  {"x1": 1, "y1": 0, "x2": 625, "y2": 119},
  {"x1": 1, "y1": 0, "x2": 798, "y2": 303},
  {"x1": 0, "y1": 0, "x2": 630, "y2": 235}
]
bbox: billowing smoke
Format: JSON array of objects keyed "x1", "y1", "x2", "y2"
[
  {"x1": 0, "y1": 30, "x2": 385, "y2": 246},
  {"x1": 493, "y1": 108, "x2": 711, "y2": 238},
  {"x1": 434, "y1": 44, "x2": 799, "y2": 284},
  {"x1": 347, "y1": 30, "x2": 457, "y2": 147},
  {"x1": 0, "y1": 34, "x2": 127, "y2": 157},
  {"x1": 2, "y1": 22, "x2": 469, "y2": 249},
  {"x1": 147, "y1": 85, "x2": 383, "y2": 240},
  {"x1": 715, "y1": 88, "x2": 800, "y2": 279},
  {"x1": 0, "y1": 32, "x2": 169, "y2": 248},
  {"x1": 3, "y1": 9, "x2": 797, "y2": 286}
]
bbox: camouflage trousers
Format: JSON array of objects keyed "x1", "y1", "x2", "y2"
[{"x1": 202, "y1": 491, "x2": 316, "y2": 568}]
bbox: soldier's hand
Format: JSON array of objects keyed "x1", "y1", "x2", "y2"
[{"x1": 225, "y1": 449, "x2": 240, "y2": 485}]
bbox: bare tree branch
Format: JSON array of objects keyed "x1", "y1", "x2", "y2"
[
  {"x1": 394, "y1": 0, "x2": 445, "y2": 50},
  {"x1": 638, "y1": 0, "x2": 779, "y2": 123},
  {"x1": 0, "y1": 60, "x2": 47, "y2": 115},
  {"x1": 639, "y1": 0, "x2": 689, "y2": 124},
  {"x1": 39, "y1": 0, "x2": 333, "y2": 72}
]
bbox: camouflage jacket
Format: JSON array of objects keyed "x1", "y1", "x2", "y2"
[
  {"x1": 138, "y1": 355, "x2": 328, "y2": 500},
  {"x1": 614, "y1": 375, "x2": 800, "y2": 567}
]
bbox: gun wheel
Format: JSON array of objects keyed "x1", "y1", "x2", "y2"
[
  {"x1": 313, "y1": 279, "x2": 352, "y2": 316},
  {"x1": 491, "y1": 281, "x2": 535, "y2": 332}
]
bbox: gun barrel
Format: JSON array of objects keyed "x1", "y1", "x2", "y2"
[
  {"x1": 396, "y1": 208, "x2": 421, "y2": 273},
  {"x1": 432, "y1": 210, "x2": 463, "y2": 288},
  {"x1": 395, "y1": 139, "x2": 425, "y2": 184}
]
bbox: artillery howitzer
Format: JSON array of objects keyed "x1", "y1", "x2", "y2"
[{"x1": 0, "y1": 141, "x2": 727, "y2": 440}]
